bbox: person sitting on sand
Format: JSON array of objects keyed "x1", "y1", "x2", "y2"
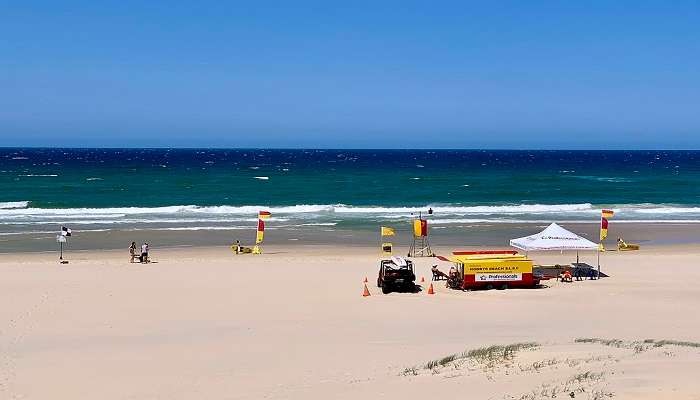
[
  {"x1": 140, "y1": 242, "x2": 149, "y2": 263},
  {"x1": 129, "y1": 242, "x2": 138, "y2": 263},
  {"x1": 446, "y1": 266, "x2": 460, "y2": 287},
  {"x1": 561, "y1": 270, "x2": 572, "y2": 282}
]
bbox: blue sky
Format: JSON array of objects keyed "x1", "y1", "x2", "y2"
[{"x1": 1, "y1": 1, "x2": 699, "y2": 149}]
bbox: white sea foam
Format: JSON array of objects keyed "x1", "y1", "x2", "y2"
[
  {"x1": 2, "y1": 203, "x2": 700, "y2": 233},
  {"x1": 0, "y1": 201, "x2": 29, "y2": 209},
  {"x1": 19, "y1": 174, "x2": 58, "y2": 177},
  {"x1": 3, "y1": 203, "x2": 700, "y2": 218},
  {"x1": 628, "y1": 206, "x2": 700, "y2": 214},
  {"x1": 0, "y1": 204, "x2": 333, "y2": 217},
  {"x1": 254, "y1": 176, "x2": 269, "y2": 180},
  {"x1": 332, "y1": 203, "x2": 596, "y2": 214},
  {"x1": 571, "y1": 175, "x2": 635, "y2": 183}
]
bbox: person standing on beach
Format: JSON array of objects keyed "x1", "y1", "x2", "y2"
[
  {"x1": 140, "y1": 242, "x2": 149, "y2": 263},
  {"x1": 129, "y1": 242, "x2": 137, "y2": 263}
]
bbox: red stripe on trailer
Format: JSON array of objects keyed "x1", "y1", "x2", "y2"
[
  {"x1": 452, "y1": 250, "x2": 518, "y2": 255},
  {"x1": 436, "y1": 255, "x2": 452, "y2": 262}
]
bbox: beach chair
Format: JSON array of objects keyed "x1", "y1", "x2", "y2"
[{"x1": 431, "y1": 269, "x2": 447, "y2": 281}]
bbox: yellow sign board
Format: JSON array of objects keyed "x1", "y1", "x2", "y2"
[
  {"x1": 458, "y1": 259, "x2": 533, "y2": 275},
  {"x1": 382, "y1": 242, "x2": 393, "y2": 255}
]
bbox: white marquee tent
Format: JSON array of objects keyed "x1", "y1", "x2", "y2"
[{"x1": 510, "y1": 222, "x2": 598, "y2": 252}]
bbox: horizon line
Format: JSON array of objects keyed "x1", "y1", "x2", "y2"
[{"x1": 2, "y1": 146, "x2": 699, "y2": 152}]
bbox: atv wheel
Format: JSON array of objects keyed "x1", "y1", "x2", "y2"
[{"x1": 382, "y1": 285, "x2": 392, "y2": 294}]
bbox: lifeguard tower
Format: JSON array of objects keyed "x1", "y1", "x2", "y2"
[{"x1": 408, "y1": 211, "x2": 434, "y2": 257}]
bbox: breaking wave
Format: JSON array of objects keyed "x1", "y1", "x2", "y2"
[
  {"x1": 0, "y1": 201, "x2": 30, "y2": 209},
  {"x1": 2, "y1": 203, "x2": 700, "y2": 218},
  {"x1": 2, "y1": 203, "x2": 700, "y2": 234}
]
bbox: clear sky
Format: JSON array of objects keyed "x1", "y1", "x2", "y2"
[{"x1": 1, "y1": 1, "x2": 699, "y2": 149}]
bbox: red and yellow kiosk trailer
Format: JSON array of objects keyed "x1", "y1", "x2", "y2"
[{"x1": 438, "y1": 250, "x2": 539, "y2": 290}]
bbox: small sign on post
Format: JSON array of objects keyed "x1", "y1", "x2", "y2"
[{"x1": 56, "y1": 234, "x2": 68, "y2": 264}]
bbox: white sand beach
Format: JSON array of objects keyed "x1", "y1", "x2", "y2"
[{"x1": 2, "y1": 244, "x2": 700, "y2": 399}]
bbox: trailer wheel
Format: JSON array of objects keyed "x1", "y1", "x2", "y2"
[
  {"x1": 486, "y1": 284, "x2": 494, "y2": 290},
  {"x1": 499, "y1": 284, "x2": 508, "y2": 290}
]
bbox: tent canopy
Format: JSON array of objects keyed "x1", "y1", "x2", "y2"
[{"x1": 510, "y1": 223, "x2": 598, "y2": 251}]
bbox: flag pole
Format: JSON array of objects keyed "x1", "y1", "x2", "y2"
[{"x1": 597, "y1": 243, "x2": 600, "y2": 279}]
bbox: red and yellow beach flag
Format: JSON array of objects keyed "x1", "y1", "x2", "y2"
[
  {"x1": 256, "y1": 218, "x2": 265, "y2": 244},
  {"x1": 413, "y1": 219, "x2": 428, "y2": 237},
  {"x1": 258, "y1": 210, "x2": 271, "y2": 220},
  {"x1": 600, "y1": 209, "x2": 614, "y2": 241}
]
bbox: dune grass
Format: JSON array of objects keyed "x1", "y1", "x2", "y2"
[
  {"x1": 651, "y1": 339, "x2": 700, "y2": 348},
  {"x1": 575, "y1": 337, "x2": 700, "y2": 353},
  {"x1": 576, "y1": 337, "x2": 700, "y2": 348},
  {"x1": 419, "y1": 342, "x2": 539, "y2": 372},
  {"x1": 574, "y1": 338, "x2": 625, "y2": 347}
]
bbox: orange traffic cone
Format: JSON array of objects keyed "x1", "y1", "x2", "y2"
[
  {"x1": 362, "y1": 284, "x2": 371, "y2": 297},
  {"x1": 363, "y1": 276, "x2": 368, "y2": 283},
  {"x1": 420, "y1": 276, "x2": 425, "y2": 283},
  {"x1": 427, "y1": 283, "x2": 435, "y2": 295}
]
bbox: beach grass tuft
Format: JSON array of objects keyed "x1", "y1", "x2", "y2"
[
  {"x1": 574, "y1": 338, "x2": 625, "y2": 347},
  {"x1": 652, "y1": 339, "x2": 700, "y2": 348},
  {"x1": 418, "y1": 342, "x2": 539, "y2": 372},
  {"x1": 576, "y1": 337, "x2": 700, "y2": 351}
]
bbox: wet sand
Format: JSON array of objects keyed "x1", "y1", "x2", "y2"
[{"x1": 2, "y1": 221, "x2": 700, "y2": 253}]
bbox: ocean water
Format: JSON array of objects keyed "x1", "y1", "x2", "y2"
[{"x1": 1, "y1": 148, "x2": 699, "y2": 237}]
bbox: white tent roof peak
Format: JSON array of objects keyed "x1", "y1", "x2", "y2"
[{"x1": 510, "y1": 222, "x2": 598, "y2": 251}]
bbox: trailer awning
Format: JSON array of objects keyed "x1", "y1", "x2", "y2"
[{"x1": 510, "y1": 223, "x2": 598, "y2": 251}]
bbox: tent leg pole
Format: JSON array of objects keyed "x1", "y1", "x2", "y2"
[{"x1": 597, "y1": 246, "x2": 600, "y2": 279}]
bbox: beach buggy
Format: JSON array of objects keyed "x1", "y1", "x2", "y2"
[{"x1": 377, "y1": 256, "x2": 416, "y2": 294}]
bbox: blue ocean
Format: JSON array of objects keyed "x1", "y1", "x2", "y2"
[{"x1": 1, "y1": 148, "x2": 699, "y2": 237}]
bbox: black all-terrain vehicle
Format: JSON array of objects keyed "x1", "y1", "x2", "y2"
[{"x1": 377, "y1": 256, "x2": 416, "y2": 294}]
